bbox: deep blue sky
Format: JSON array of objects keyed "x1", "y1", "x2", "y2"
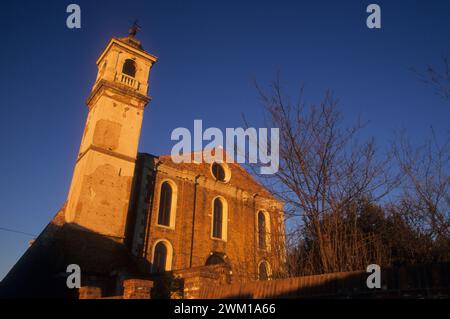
[{"x1": 0, "y1": 0, "x2": 448, "y2": 280}]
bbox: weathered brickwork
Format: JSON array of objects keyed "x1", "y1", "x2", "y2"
[
  {"x1": 129, "y1": 153, "x2": 285, "y2": 283},
  {"x1": 62, "y1": 32, "x2": 285, "y2": 293},
  {"x1": 0, "y1": 33, "x2": 286, "y2": 299},
  {"x1": 122, "y1": 279, "x2": 153, "y2": 299},
  {"x1": 79, "y1": 286, "x2": 102, "y2": 299}
]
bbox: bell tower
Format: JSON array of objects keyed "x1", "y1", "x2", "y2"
[{"x1": 65, "y1": 30, "x2": 157, "y2": 241}]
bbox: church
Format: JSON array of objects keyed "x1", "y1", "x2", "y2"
[{"x1": 0, "y1": 30, "x2": 285, "y2": 299}]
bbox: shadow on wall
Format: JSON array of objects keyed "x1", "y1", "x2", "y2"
[
  {"x1": 0, "y1": 208, "x2": 153, "y2": 299},
  {"x1": 0, "y1": 155, "x2": 159, "y2": 299}
]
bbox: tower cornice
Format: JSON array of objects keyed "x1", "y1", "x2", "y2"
[
  {"x1": 86, "y1": 79, "x2": 151, "y2": 110},
  {"x1": 96, "y1": 37, "x2": 158, "y2": 66}
]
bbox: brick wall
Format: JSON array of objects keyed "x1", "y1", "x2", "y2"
[
  {"x1": 122, "y1": 279, "x2": 153, "y2": 299},
  {"x1": 77, "y1": 263, "x2": 449, "y2": 299},
  {"x1": 79, "y1": 278, "x2": 154, "y2": 299},
  {"x1": 130, "y1": 153, "x2": 285, "y2": 282}
]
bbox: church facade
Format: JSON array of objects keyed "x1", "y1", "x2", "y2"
[
  {"x1": 129, "y1": 153, "x2": 285, "y2": 282},
  {"x1": 0, "y1": 32, "x2": 285, "y2": 298}
]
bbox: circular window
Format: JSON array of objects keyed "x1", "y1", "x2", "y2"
[
  {"x1": 212, "y1": 162, "x2": 225, "y2": 181},
  {"x1": 211, "y1": 162, "x2": 230, "y2": 182}
]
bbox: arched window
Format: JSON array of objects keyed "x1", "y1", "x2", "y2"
[
  {"x1": 258, "y1": 211, "x2": 266, "y2": 250},
  {"x1": 158, "y1": 182, "x2": 172, "y2": 227},
  {"x1": 122, "y1": 59, "x2": 136, "y2": 77},
  {"x1": 212, "y1": 198, "x2": 223, "y2": 239},
  {"x1": 258, "y1": 261, "x2": 271, "y2": 280},
  {"x1": 211, "y1": 197, "x2": 228, "y2": 241},
  {"x1": 257, "y1": 210, "x2": 270, "y2": 250},
  {"x1": 151, "y1": 240, "x2": 173, "y2": 273},
  {"x1": 153, "y1": 242, "x2": 167, "y2": 273},
  {"x1": 212, "y1": 162, "x2": 226, "y2": 181}
]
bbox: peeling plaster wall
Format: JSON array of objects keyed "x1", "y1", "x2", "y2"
[
  {"x1": 66, "y1": 150, "x2": 136, "y2": 239},
  {"x1": 74, "y1": 164, "x2": 132, "y2": 238}
]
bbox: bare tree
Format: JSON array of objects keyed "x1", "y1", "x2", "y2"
[
  {"x1": 412, "y1": 55, "x2": 450, "y2": 102},
  {"x1": 248, "y1": 80, "x2": 399, "y2": 275},
  {"x1": 394, "y1": 131, "x2": 450, "y2": 241}
]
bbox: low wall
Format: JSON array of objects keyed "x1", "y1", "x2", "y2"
[
  {"x1": 196, "y1": 263, "x2": 450, "y2": 299},
  {"x1": 78, "y1": 263, "x2": 449, "y2": 299},
  {"x1": 79, "y1": 278, "x2": 153, "y2": 299}
]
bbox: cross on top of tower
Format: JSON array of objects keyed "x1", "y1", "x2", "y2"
[
  {"x1": 119, "y1": 20, "x2": 144, "y2": 50},
  {"x1": 128, "y1": 20, "x2": 141, "y2": 38}
]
